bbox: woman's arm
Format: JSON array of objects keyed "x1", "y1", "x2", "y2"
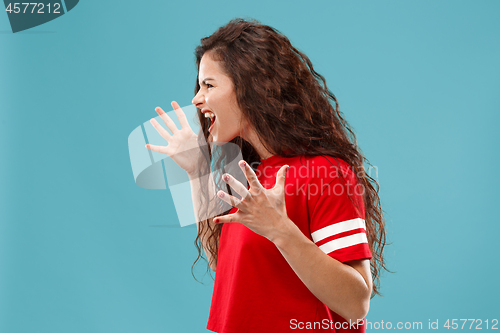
[
  {"x1": 144, "y1": 102, "x2": 219, "y2": 271},
  {"x1": 272, "y1": 221, "x2": 372, "y2": 324},
  {"x1": 213, "y1": 161, "x2": 372, "y2": 322}
]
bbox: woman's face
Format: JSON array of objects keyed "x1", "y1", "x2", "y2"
[{"x1": 192, "y1": 52, "x2": 247, "y2": 143}]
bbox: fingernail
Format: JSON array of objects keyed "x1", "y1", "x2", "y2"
[
  {"x1": 214, "y1": 218, "x2": 219, "y2": 223},
  {"x1": 218, "y1": 192, "x2": 224, "y2": 198},
  {"x1": 223, "y1": 174, "x2": 229, "y2": 181},
  {"x1": 239, "y1": 160, "x2": 246, "y2": 168}
]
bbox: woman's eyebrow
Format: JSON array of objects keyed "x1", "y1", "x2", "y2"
[{"x1": 201, "y1": 78, "x2": 215, "y2": 85}]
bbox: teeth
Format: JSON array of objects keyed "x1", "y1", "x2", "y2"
[{"x1": 204, "y1": 112, "x2": 215, "y2": 119}]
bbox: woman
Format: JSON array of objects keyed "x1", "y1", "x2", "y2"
[{"x1": 147, "y1": 18, "x2": 387, "y2": 333}]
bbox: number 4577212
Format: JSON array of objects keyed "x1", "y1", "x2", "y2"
[
  {"x1": 5, "y1": 3, "x2": 61, "y2": 14},
  {"x1": 443, "y1": 319, "x2": 498, "y2": 330}
]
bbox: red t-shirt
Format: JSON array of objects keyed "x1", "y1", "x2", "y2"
[{"x1": 207, "y1": 155, "x2": 372, "y2": 333}]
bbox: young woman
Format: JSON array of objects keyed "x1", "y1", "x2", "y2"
[{"x1": 146, "y1": 18, "x2": 387, "y2": 333}]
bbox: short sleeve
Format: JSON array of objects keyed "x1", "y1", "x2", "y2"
[{"x1": 309, "y1": 171, "x2": 372, "y2": 263}]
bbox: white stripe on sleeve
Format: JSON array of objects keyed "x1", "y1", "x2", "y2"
[
  {"x1": 311, "y1": 218, "x2": 366, "y2": 243},
  {"x1": 318, "y1": 232, "x2": 368, "y2": 254}
]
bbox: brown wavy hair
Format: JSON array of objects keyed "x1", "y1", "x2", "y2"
[{"x1": 191, "y1": 18, "x2": 388, "y2": 296}]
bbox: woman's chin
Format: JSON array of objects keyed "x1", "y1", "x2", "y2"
[
  {"x1": 210, "y1": 134, "x2": 223, "y2": 145},
  {"x1": 211, "y1": 135, "x2": 233, "y2": 146}
]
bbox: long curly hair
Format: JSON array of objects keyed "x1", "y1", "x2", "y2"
[{"x1": 191, "y1": 18, "x2": 388, "y2": 296}]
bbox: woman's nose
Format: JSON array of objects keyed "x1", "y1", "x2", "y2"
[{"x1": 192, "y1": 90, "x2": 204, "y2": 106}]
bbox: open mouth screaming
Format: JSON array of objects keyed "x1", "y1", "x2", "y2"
[{"x1": 204, "y1": 112, "x2": 216, "y2": 132}]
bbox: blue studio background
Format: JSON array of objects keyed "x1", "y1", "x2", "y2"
[{"x1": 1, "y1": 1, "x2": 499, "y2": 332}]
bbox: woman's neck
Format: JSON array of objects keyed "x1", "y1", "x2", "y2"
[{"x1": 241, "y1": 127, "x2": 274, "y2": 160}]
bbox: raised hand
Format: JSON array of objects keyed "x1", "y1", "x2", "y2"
[
  {"x1": 146, "y1": 101, "x2": 202, "y2": 176},
  {"x1": 213, "y1": 160, "x2": 294, "y2": 243}
]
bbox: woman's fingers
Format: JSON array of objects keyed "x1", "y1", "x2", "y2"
[
  {"x1": 171, "y1": 101, "x2": 191, "y2": 130},
  {"x1": 222, "y1": 173, "x2": 251, "y2": 200},
  {"x1": 150, "y1": 118, "x2": 172, "y2": 142},
  {"x1": 239, "y1": 160, "x2": 264, "y2": 192},
  {"x1": 145, "y1": 143, "x2": 169, "y2": 155},
  {"x1": 155, "y1": 106, "x2": 179, "y2": 134},
  {"x1": 273, "y1": 165, "x2": 289, "y2": 190},
  {"x1": 214, "y1": 211, "x2": 240, "y2": 224},
  {"x1": 217, "y1": 190, "x2": 244, "y2": 210}
]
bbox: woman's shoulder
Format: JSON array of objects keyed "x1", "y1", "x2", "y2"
[
  {"x1": 301, "y1": 155, "x2": 353, "y2": 173},
  {"x1": 286, "y1": 155, "x2": 355, "y2": 183},
  {"x1": 301, "y1": 155, "x2": 349, "y2": 167}
]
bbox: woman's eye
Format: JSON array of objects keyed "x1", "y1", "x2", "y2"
[{"x1": 207, "y1": 84, "x2": 214, "y2": 88}]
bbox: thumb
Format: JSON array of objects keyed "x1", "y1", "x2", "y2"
[{"x1": 274, "y1": 165, "x2": 289, "y2": 190}]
